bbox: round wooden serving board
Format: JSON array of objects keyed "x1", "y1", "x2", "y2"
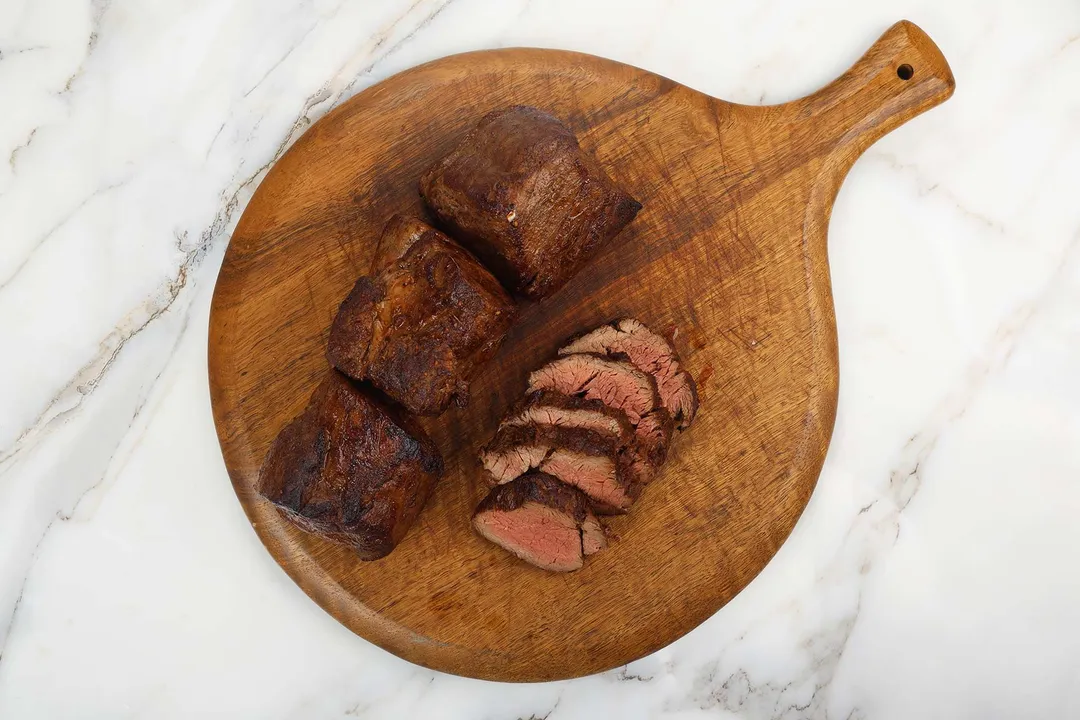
[{"x1": 208, "y1": 21, "x2": 953, "y2": 682}]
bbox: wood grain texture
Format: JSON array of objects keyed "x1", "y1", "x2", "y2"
[{"x1": 208, "y1": 20, "x2": 954, "y2": 682}]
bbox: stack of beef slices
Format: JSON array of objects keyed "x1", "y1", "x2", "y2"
[
  {"x1": 256, "y1": 106, "x2": 641, "y2": 560},
  {"x1": 475, "y1": 319, "x2": 699, "y2": 572}
]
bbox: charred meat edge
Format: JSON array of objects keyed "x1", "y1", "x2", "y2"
[{"x1": 472, "y1": 471, "x2": 607, "y2": 569}]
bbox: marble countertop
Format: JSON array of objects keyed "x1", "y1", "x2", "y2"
[{"x1": 2, "y1": 0, "x2": 1079, "y2": 717}]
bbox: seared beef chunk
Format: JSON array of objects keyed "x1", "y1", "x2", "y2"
[
  {"x1": 481, "y1": 423, "x2": 639, "y2": 513},
  {"x1": 473, "y1": 472, "x2": 606, "y2": 572},
  {"x1": 527, "y1": 352, "x2": 673, "y2": 480},
  {"x1": 560, "y1": 318, "x2": 698, "y2": 428},
  {"x1": 258, "y1": 370, "x2": 443, "y2": 560},
  {"x1": 327, "y1": 215, "x2": 515, "y2": 416},
  {"x1": 419, "y1": 106, "x2": 641, "y2": 300}
]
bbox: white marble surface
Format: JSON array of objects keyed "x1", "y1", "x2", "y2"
[{"x1": 2, "y1": 0, "x2": 1079, "y2": 717}]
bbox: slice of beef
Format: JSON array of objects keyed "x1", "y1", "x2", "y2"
[
  {"x1": 419, "y1": 106, "x2": 641, "y2": 300},
  {"x1": 480, "y1": 423, "x2": 639, "y2": 513},
  {"x1": 257, "y1": 370, "x2": 443, "y2": 560},
  {"x1": 527, "y1": 352, "x2": 674, "y2": 481},
  {"x1": 502, "y1": 389, "x2": 634, "y2": 444},
  {"x1": 527, "y1": 353, "x2": 658, "y2": 424},
  {"x1": 581, "y1": 515, "x2": 608, "y2": 556},
  {"x1": 502, "y1": 388, "x2": 670, "y2": 485},
  {"x1": 630, "y1": 410, "x2": 673, "y2": 472},
  {"x1": 473, "y1": 472, "x2": 606, "y2": 572},
  {"x1": 560, "y1": 318, "x2": 699, "y2": 428},
  {"x1": 327, "y1": 215, "x2": 516, "y2": 416}
]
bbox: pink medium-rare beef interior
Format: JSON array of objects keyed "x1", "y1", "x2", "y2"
[
  {"x1": 581, "y1": 515, "x2": 607, "y2": 555},
  {"x1": 560, "y1": 318, "x2": 699, "y2": 429},
  {"x1": 502, "y1": 389, "x2": 634, "y2": 443},
  {"x1": 526, "y1": 354, "x2": 671, "y2": 481},
  {"x1": 626, "y1": 409, "x2": 675, "y2": 483},
  {"x1": 527, "y1": 353, "x2": 660, "y2": 425},
  {"x1": 481, "y1": 441, "x2": 549, "y2": 484},
  {"x1": 474, "y1": 504, "x2": 584, "y2": 572},
  {"x1": 480, "y1": 423, "x2": 638, "y2": 512},
  {"x1": 540, "y1": 449, "x2": 636, "y2": 513},
  {"x1": 470, "y1": 319, "x2": 703, "y2": 573},
  {"x1": 472, "y1": 472, "x2": 607, "y2": 572}
]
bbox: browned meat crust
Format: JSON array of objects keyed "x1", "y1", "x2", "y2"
[
  {"x1": 257, "y1": 370, "x2": 443, "y2": 560},
  {"x1": 473, "y1": 472, "x2": 607, "y2": 572},
  {"x1": 474, "y1": 471, "x2": 596, "y2": 526},
  {"x1": 502, "y1": 388, "x2": 635, "y2": 443},
  {"x1": 503, "y1": 387, "x2": 670, "y2": 484},
  {"x1": 481, "y1": 423, "x2": 640, "y2": 513},
  {"x1": 420, "y1": 106, "x2": 641, "y2": 300},
  {"x1": 327, "y1": 215, "x2": 516, "y2": 415}
]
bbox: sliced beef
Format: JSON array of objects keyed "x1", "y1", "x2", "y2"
[
  {"x1": 527, "y1": 353, "x2": 673, "y2": 481},
  {"x1": 527, "y1": 353, "x2": 659, "y2": 424},
  {"x1": 628, "y1": 409, "x2": 675, "y2": 484},
  {"x1": 327, "y1": 215, "x2": 516, "y2": 416},
  {"x1": 560, "y1": 318, "x2": 699, "y2": 429},
  {"x1": 581, "y1": 515, "x2": 608, "y2": 556},
  {"x1": 419, "y1": 106, "x2": 641, "y2": 300},
  {"x1": 502, "y1": 389, "x2": 634, "y2": 444},
  {"x1": 504, "y1": 388, "x2": 669, "y2": 485},
  {"x1": 473, "y1": 472, "x2": 606, "y2": 572},
  {"x1": 257, "y1": 370, "x2": 443, "y2": 560},
  {"x1": 480, "y1": 423, "x2": 639, "y2": 513}
]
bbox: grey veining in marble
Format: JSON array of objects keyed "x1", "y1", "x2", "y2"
[{"x1": 1, "y1": 0, "x2": 1079, "y2": 717}]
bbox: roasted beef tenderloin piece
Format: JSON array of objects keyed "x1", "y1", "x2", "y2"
[
  {"x1": 473, "y1": 471, "x2": 606, "y2": 572},
  {"x1": 257, "y1": 370, "x2": 443, "y2": 560},
  {"x1": 480, "y1": 423, "x2": 639, "y2": 513},
  {"x1": 527, "y1": 352, "x2": 673, "y2": 481},
  {"x1": 560, "y1": 318, "x2": 698, "y2": 429},
  {"x1": 419, "y1": 106, "x2": 641, "y2": 300},
  {"x1": 327, "y1": 215, "x2": 516, "y2": 416}
]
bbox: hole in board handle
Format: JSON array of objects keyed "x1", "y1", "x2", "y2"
[{"x1": 897, "y1": 64, "x2": 914, "y2": 80}]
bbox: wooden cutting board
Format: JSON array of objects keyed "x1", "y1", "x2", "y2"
[{"x1": 208, "y1": 20, "x2": 953, "y2": 682}]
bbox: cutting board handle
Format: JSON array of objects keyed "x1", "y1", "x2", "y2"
[{"x1": 798, "y1": 20, "x2": 955, "y2": 168}]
